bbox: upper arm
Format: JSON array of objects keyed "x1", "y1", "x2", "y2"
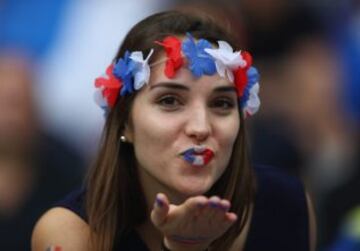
[
  {"x1": 31, "y1": 207, "x2": 91, "y2": 251},
  {"x1": 305, "y1": 192, "x2": 317, "y2": 251}
]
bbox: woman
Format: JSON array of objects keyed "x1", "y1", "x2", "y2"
[{"x1": 32, "y1": 10, "x2": 316, "y2": 251}]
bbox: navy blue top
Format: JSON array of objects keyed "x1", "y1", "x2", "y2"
[{"x1": 55, "y1": 165, "x2": 309, "y2": 250}]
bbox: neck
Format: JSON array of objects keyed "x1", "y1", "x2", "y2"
[
  {"x1": 135, "y1": 168, "x2": 187, "y2": 250},
  {"x1": 135, "y1": 166, "x2": 199, "y2": 250},
  {"x1": 138, "y1": 167, "x2": 190, "y2": 208},
  {"x1": 136, "y1": 220, "x2": 163, "y2": 251}
]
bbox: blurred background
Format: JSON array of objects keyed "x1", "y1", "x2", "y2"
[{"x1": 0, "y1": 0, "x2": 359, "y2": 250}]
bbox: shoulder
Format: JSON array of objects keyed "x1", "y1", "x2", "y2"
[
  {"x1": 31, "y1": 207, "x2": 90, "y2": 251},
  {"x1": 243, "y1": 165, "x2": 314, "y2": 250}
]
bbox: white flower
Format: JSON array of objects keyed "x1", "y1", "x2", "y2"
[
  {"x1": 204, "y1": 41, "x2": 246, "y2": 82},
  {"x1": 94, "y1": 88, "x2": 107, "y2": 109},
  {"x1": 130, "y1": 49, "x2": 154, "y2": 90},
  {"x1": 243, "y1": 82, "x2": 260, "y2": 117}
]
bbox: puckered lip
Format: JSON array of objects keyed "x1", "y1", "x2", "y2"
[
  {"x1": 179, "y1": 145, "x2": 215, "y2": 167},
  {"x1": 179, "y1": 145, "x2": 213, "y2": 156}
]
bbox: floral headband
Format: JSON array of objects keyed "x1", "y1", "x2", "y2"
[{"x1": 94, "y1": 33, "x2": 260, "y2": 118}]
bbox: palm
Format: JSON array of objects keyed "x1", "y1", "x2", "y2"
[{"x1": 151, "y1": 194, "x2": 237, "y2": 250}]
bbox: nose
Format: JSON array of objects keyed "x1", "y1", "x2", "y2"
[{"x1": 184, "y1": 104, "x2": 211, "y2": 143}]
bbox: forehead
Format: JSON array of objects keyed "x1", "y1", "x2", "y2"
[
  {"x1": 148, "y1": 51, "x2": 234, "y2": 89},
  {"x1": 152, "y1": 69, "x2": 232, "y2": 91}
]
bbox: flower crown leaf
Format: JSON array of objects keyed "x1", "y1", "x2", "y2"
[
  {"x1": 130, "y1": 49, "x2": 154, "y2": 90},
  {"x1": 204, "y1": 41, "x2": 246, "y2": 82},
  {"x1": 182, "y1": 33, "x2": 216, "y2": 77},
  {"x1": 113, "y1": 51, "x2": 137, "y2": 96},
  {"x1": 155, "y1": 36, "x2": 184, "y2": 78},
  {"x1": 94, "y1": 64, "x2": 122, "y2": 108}
]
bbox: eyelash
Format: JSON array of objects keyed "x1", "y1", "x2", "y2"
[
  {"x1": 156, "y1": 95, "x2": 236, "y2": 112},
  {"x1": 156, "y1": 95, "x2": 183, "y2": 110},
  {"x1": 211, "y1": 98, "x2": 236, "y2": 110}
]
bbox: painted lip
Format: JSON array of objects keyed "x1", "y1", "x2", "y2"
[{"x1": 180, "y1": 145, "x2": 214, "y2": 167}]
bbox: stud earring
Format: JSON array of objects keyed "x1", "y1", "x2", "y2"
[{"x1": 120, "y1": 135, "x2": 127, "y2": 143}]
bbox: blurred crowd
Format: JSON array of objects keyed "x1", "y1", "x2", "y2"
[{"x1": 0, "y1": 0, "x2": 359, "y2": 250}]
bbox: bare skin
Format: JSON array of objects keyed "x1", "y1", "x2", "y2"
[{"x1": 151, "y1": 194, "x2": 237, "y2": 251}]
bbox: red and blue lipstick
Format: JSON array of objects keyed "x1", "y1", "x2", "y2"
[{"x1": 181, "y1": 145, "x2": 214, "y2": 167}]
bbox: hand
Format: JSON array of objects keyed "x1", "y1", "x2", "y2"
[{"x1": 151, "y1": 193, "x2": 238, "y2": 251}]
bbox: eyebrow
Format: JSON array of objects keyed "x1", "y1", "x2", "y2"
[
  {"x1": 150, "y1": 82, "x2": 189, "y2": 91},
  {"x1": 213, "y1": 86, "x2": 237, "y2": 93},
  {"x1": 150, "y1": 82, "x2": 237, "y2": 94}
]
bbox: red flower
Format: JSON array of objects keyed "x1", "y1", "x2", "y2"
[
  {"x1": 241, "y1": 51, "x2": 252, "y2": 70},
  {"x1": 233, "y1": 51, "x2": 253, "y2": 97},
  {"x1": 155, "y1": 36, "x2": 184, "y2": 78},
  {"x1": 95, "y1": 64, "x2": 122, "y2": 108},
  {"x1": 234, "y1": 68, "x2": 247, "y2": 97}
]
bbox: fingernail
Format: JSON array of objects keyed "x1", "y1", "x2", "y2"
[
  {"x1": 220, "y1": 204, "x2": 230, "y2": 211},
  {"x1": 156, "y1": 196, "x2": 164, "y2": 207},
  {"x1": 209, "y1": 201, "x2": 219, "y2": 208}
]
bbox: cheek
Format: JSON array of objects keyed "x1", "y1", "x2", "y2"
[
  {"x1": 216, "y1": 117, "x2": 240, "y2": 162},
  {"x1": 130, "y1": 107, "x2": 180, "y2": 161},
  {"x1": 218, "y1": 114, "x2": 240, "y2": 145}
]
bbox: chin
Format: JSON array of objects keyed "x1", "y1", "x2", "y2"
[{"x1": 174, "y1": 182, "x2": 212, "y2": 197}]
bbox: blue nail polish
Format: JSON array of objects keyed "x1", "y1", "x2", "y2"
[
  {"x1": 156, "y1": 197, "x2": 164, "y2": 207},
  {"x1": 220, "y1": 204, "x2": 230, "y2": 211},
  {"x1": 209, "y1": 201, "x2": 218, "y2": 208}
]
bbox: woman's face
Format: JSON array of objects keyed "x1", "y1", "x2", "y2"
[{"x1": 125, "y1": 56, "x2": 240, "y2": 200}]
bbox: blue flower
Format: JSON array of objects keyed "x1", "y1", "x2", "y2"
[
  {"x1": 247, "y1": 66, "x2": 260, "y2": 86},
  {"x1": 182, "y1": 33, "x2": 216, "y2": 77},
  {"x1": 113, "y1": 51, "x2": 137, "y2": 96},
  {"x1": 240, "y1": 67, "x2": 260, "y2": 108}
]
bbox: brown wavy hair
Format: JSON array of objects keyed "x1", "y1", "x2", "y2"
[{"x1": 85, "y1": 10, "x2": 255, "y2": 251}]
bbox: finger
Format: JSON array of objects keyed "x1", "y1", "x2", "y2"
[
  {"x1": 219, "y1": 199, "x2": 231, "y2": 212},
  {"x1": 194, "y1": 196, "x2": 220, "y2": 228},
  {"x1": 184, "y1": 196, "x2": 208, "y2": 216},
  {"x1": 208, "y1": 196, "x2": 221, "y2": 207},
  {"x1": 214, "y1": 212, "x2": 237, "y2": 233},
  {"x1": 225, "y1": 212, "x2": 238, "y2": 223},
  {"x1": 151, "y1": 193, "x2": 170, "y2": 227},
  {"x1": 207, "y1": 196, "x2": 222, "y2": 220}
]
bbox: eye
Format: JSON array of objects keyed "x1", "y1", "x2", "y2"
[
  {"x1": 211, "y1": 98, "x2": 236, "y2": 110},
  {"x1": 157, "y1": 95, "x2": 183, "y2": 110}
]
